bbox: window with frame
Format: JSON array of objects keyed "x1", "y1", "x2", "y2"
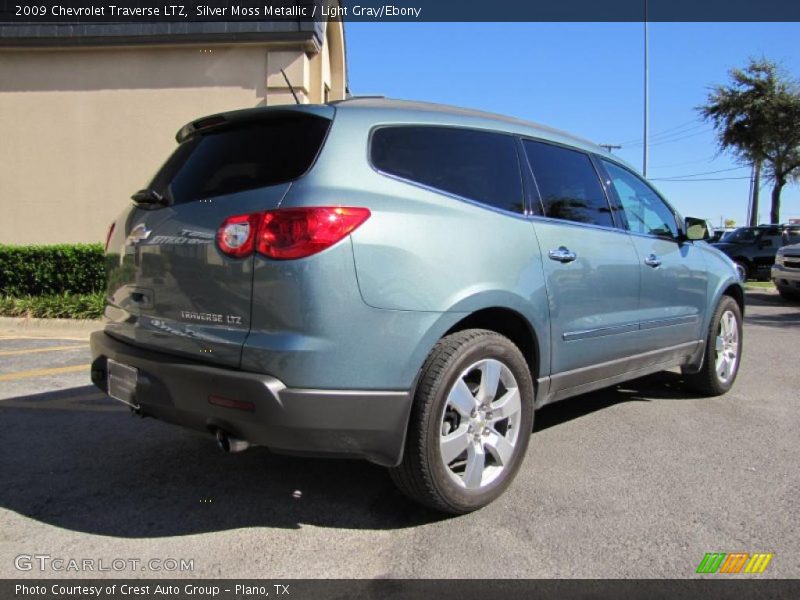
[
  {"x1": 602, "y1": 160, "x2": 679, "y2": 239},
  {"x1": 522, "y1": 140, "x2": 614, "y2": 228},
  {"x1": 370, "y1": 126, "x2": 525, "y2": 214}
]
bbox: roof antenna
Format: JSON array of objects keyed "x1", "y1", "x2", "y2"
[{"x1": 280, "y1": 68, "x2": 300, "y2": 105}]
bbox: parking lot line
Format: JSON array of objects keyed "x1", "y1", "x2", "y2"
[
  {"x1": 0, "y1": 364, "x2": 90, "y2": 382},
  {"x1": 0, "y1": 344, "x2": 87, "y2": 356},
  {"x1": 0, "y1": 336, "x2": 90, "y2": 342}
]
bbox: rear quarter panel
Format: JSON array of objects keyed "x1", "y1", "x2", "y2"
[{"x1": 280, "y1": 107, "x2": 552, "y2": 379}]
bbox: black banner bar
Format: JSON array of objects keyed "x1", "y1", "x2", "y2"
[
  {"x1": 4, "y1": 579, "x2": 800, "y2": 600},
  {"x1": 0, "y1": 0, "x2": 799, "y2": 23}
]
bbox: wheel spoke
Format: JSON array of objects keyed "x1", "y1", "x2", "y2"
[
  {"x1": 440, "y1": 425, "x2": 470, "y2": 465},
  {"x1": 462, "y1": 442, "x2": 486, "y2": 489},
  {"x1": 478, "y1": 360, "x2": 502, "y2": 403},
  {"x1": 447, "y1": 378, "x2": 477, "y2": 417},
  {"x1": 490, "y1": 388, "x2": 520, "y2": 422},
  {"x1": 717, "y1": 355, "x2": 730, "y2": 380},
  {"x1": 484, "y1": 430, "x2": 515, "y2": 466}
]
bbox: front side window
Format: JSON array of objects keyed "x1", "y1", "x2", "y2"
[
  {"x1": 370, "y1": 126, "x2": 524, "y2": 214},
  {"x1": 602, "y1": 160, "x2": 679, "y2": 239},
  {"x1": 522, "y1": 140, "x2": 614, "y2": 228}
]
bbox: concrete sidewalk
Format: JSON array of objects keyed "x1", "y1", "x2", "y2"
[{"x1": 0, "y1": 316, "x2": 103, "y2": 340}]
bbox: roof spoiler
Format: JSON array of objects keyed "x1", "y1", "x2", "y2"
[{"x1": 174, "y1": 105, "x2": 337, "y2": 143}]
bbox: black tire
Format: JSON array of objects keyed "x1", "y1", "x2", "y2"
[
  {"x1": 685, "y1": 296, "x2": 743, "y2": 396},
  {"x1": 734, "y1": 260, "x2": 749, "y2": 282},
  {"x1": 777, "y1": 287, "x2": 800, "y2": 302},
  {"x1": 389, "y1": 329, "x2": 534, "y2": 514}
]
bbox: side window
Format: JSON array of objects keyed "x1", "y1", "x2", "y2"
[
  {"x1": 370, "y1": 126, "x2": 524, "y2": 214},
  {"x1": 761, "y1": 229, "x2": 782, "y2": 248},
  {"x1": 522, "y1": 140, "x2": 614, "y2": 228},
  {"x1": 602, "y1": 160, "x2": 679, "y2": 239}
]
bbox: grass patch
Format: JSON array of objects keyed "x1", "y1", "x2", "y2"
[
  {"x1": 744, "y1": 281, "x2": 775, "y2": 290},
  {"x1": 0, "y1": 292, "x2": 105, "y2": 319}
]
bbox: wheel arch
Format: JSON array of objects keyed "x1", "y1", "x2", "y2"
[{"x1": 442, "y1": 307, "x2": 540, "y2": 381}]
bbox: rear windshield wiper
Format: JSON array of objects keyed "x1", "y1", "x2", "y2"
[{"x1": 131, "y1": 188, "x2": 168, "y2": 206}]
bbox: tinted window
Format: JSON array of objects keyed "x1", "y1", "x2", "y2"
[
  {"x1": 784, "y1": 227, "x2": 800, "y2": 245},
  {"x1": 602, "y1": 161, "x2": 679, "y2": 239},
  {"x1": 371, "y1": 126, "x2": 524, "y2": 214},
  {"x1": 149, "y1": 114, "x2": 331, "y2": 204},
  {"x1": 522, "y1": 140, "x2": 614, "y2": 227}
]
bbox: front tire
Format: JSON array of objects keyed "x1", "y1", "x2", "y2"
[
  {"x1": 777, "y1": 286, "x2": 800, "y2": 302},
  {"x1": 390, "y1": 329, "x2": 534, "y2": 514},
  {"x1": 734, "y1": 260, "x2": 749, "y2": 282},
  {"x1": 685, "y1": 296, "x2": 743, "y2": 396}
]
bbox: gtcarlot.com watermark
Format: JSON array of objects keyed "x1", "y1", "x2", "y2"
[{"x1": 15, "y1": 554, "x2": 194, "y2": 573}]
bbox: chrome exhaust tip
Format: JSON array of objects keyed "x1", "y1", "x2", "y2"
[{"x1": 215, "y1": 429, "x2": 250, "y2": 453}]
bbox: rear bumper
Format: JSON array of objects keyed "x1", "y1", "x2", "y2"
[{"x1": 90, "y1": 331, "x2": 412, "y2": 467}]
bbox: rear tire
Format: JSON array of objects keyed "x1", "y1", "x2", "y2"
[
  {"x1": 389, "y1": 329, "x2": 534, "y2": 514},
  {"x1": 685, "y1": 296, "x2": 743, "y2": 396}
]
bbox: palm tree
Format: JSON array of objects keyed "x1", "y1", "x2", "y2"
[{"x1": 699, "y1": 58, "x2": 800, "y2": 224}]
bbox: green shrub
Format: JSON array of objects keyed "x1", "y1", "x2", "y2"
[
  {"x1": 0, "y1": 293, "x2": 105, "y2": 320},
  {"x1": 0, "y1": 244, "x2": 106, "y2": 296}
]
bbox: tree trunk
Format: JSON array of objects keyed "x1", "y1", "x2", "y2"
[
  {"x1": 771, "y1": 177, "x2": 785, "y2": 224},
  {"x1": 749, "y1": 159, "x2": 761, "y2": 227}
]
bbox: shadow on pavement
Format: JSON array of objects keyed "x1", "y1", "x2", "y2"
[
  {"x1": 534, "y1": 371, "x2": 698, "y2": 433},
  {"x1": 743, "y1": 291, "x2": 800, "y2": 329},
  {"x1": 0, "y1": 373, "x2": 702, "y2": 538}
]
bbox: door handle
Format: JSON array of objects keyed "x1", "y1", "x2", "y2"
[
  {"x1": 644, "y1": 254, "x2": 662, "y2": 268},
  {"x1": 548, "y1": 246, "x2": 577, "y2": 263}
]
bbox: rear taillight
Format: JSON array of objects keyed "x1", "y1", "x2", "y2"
[
  {"x1": 105, "y1": 222, "x2": 115, "y2": 252},
  {"x1": 257, "y1": 207, "x2": 371, "y2": 259},
  {"x1": 217, "y1": 213, "x2": 260, "y2": 258},
  {"x1": 216, "y1": 207, "x2": 370, "y2": 260}
]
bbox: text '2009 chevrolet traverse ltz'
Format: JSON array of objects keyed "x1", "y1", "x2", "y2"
[{"x1": 91, "y1": 98, "x2": 744, "y2": 513}]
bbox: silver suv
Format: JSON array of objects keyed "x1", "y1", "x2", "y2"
[{"x1": 91, "y1": 98, "x2": 745, "y2": 513}]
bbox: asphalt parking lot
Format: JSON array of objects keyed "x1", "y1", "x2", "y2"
[{"x1": 0, "y1": 290, "x2": 798, "y2": 579}]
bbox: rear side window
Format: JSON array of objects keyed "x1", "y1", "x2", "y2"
[
  {"x1": 522, "y1": 140, "x2": 614, "y2": 228},
  {"x1": 149, "y1": 113, "x2": 331, "y2": 204},
  {"x1": 370, "y1": 126, "x2": 524, "y2": 214}
]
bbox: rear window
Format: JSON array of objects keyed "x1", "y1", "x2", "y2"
[
  {"x1": 148, "y1": 113, "x2": 331, "y2": 204},
  {"x1": 370, "y1": 126, "x2": 524, "y2": 214}
]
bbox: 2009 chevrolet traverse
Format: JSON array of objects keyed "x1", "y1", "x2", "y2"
[{"x1": 91, "y1": 98, "x2": 744, "y2": 513}]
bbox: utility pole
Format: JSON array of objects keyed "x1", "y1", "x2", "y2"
[
  {"x1": 643, "y1": 0, "x2": 649, "y2": 178},
  {"x1": 750, "y1": 159, "x2": 762, "y2": 227},
  {"x1": 600, "y1": 144, "x2": 622, "y2": 153}
]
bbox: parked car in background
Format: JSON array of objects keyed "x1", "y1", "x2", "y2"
[
  {"x1": 90, "y1": 98, "x2": 745, "y2": 513},
  {"x1": 772, "y1": 243, "x2": 800, "y2": 300},
  {"x1": 712, "y1": 224, "x2": 800, "y2": 280},
  {"x1": 710, "y1": 227, "x2": 736, "y2": 243}
]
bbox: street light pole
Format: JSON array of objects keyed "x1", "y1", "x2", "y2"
[{"x1": 643, "y1": 1, "x2": 649, "y2": 178}]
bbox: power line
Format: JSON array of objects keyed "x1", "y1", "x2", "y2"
[
  {"x1": 650, "y1": 176, "x2": 752, "y2": 182},
  {"x1": 628, "y1": 126, "x2": 712, "y2": 148},
  {"x1": 654, "y1": 166, "x2": 749, "y2": 179},
  {"x1": 617, "y1": 118, "x2": 699, "y2": 146},
  {"x1": 649, "y1": 155, "x2": 719, "y2": 169}
]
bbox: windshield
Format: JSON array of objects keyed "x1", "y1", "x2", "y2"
[{"x1": 720, "y1": 227, "x2": 762, "y2": 244}]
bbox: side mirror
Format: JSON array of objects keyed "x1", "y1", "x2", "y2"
[{"x1": 685, "y1": 217, "x2": 710, "y2": 241}]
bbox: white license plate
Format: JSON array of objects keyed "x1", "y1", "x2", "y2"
[{"x1": 107, "y1": 359, "x2": 139, "y2": 408}]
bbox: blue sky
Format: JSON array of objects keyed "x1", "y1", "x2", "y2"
[{"x1": 345, "y1": 22, "x2": 800, "y2": 227}]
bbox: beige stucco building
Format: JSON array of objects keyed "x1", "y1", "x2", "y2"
[{"x1": 0, "y1": 19, "x2": 347, "y2": 245}]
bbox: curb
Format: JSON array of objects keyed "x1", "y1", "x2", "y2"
[{"x1": 0, "y1": 316, "x2": 104, "y2": 340}]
